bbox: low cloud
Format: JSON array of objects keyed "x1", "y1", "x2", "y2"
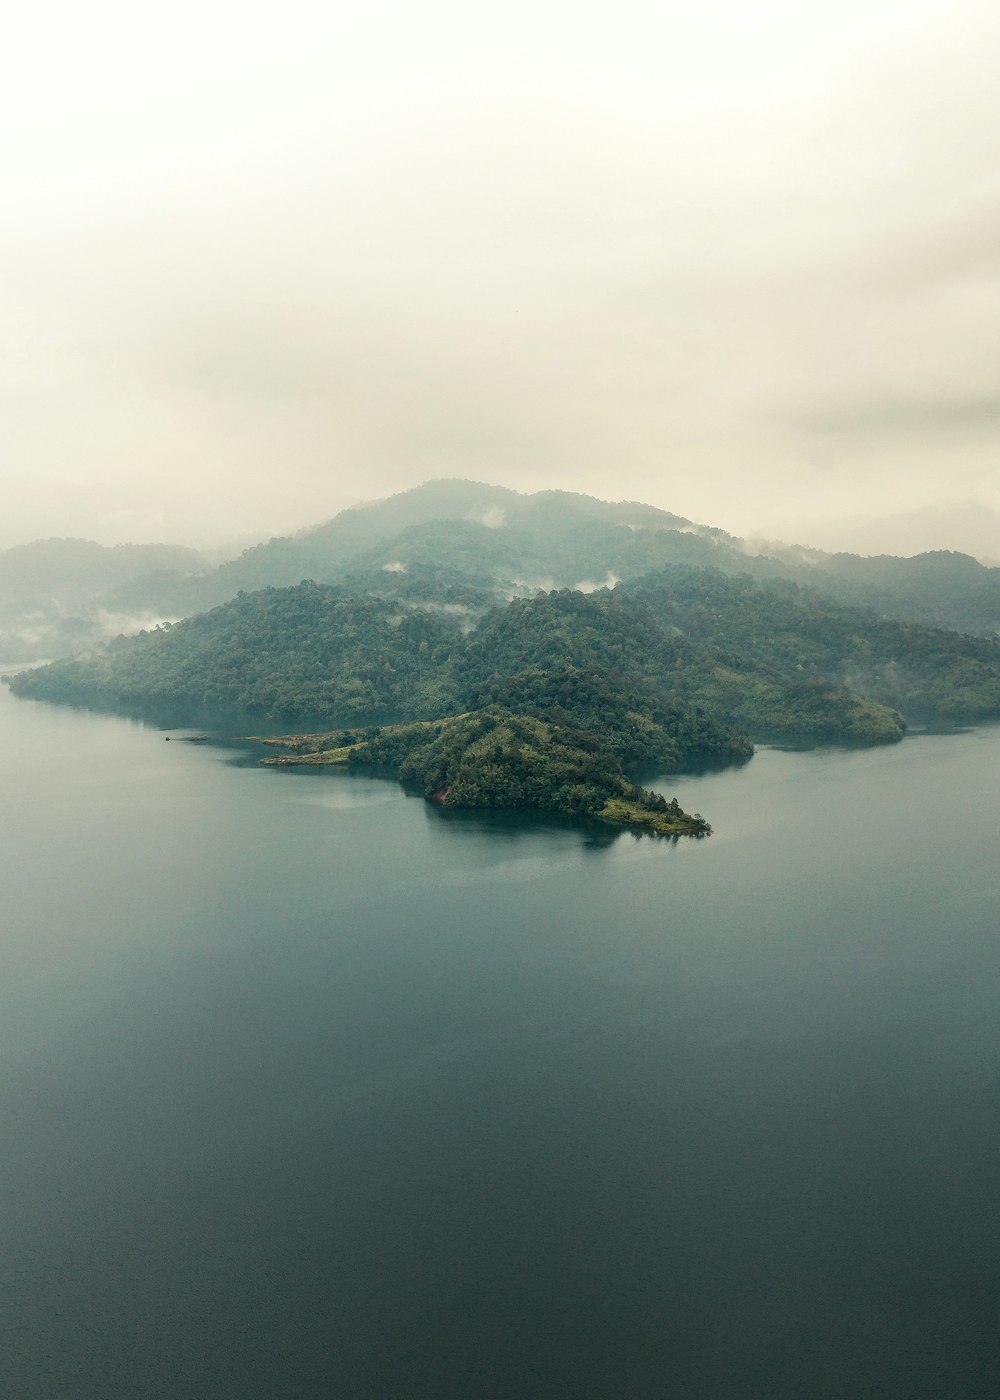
[
  {"x1": 574, "y1": 571, "x2": 619, "y2": 594},
  {"x1": 97, "y1": 609, "x2": 181, "y2": 637}
]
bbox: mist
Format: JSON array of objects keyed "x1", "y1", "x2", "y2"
[{"x1": 5, "y1": 0, "x2": 1000, "y2": 553}]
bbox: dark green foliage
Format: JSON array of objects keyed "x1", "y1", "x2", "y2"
[
  {"x1": 10, "y1": 482, "x2": 1000, "y2": 670},
  {"x1": 625, "y1": 566, "x2": 1000, "y2": 725},
  {"x1": 454, "y1": 582, "x2": 906, "y2": 749},
  {"x1": 344, "y1": 707, "x2": 711, "y2": 834},
  {"x1": 11, "y1": 560, "x2": 1000, "y2": 756},
  {"x1": 8, "y1": 583, "x2": 462, "y2": 723},
  {"x1": 16, "y1": 550, "x2": 1000, "y2": 835},
  {"x1": 455, "y1": 588, "x2": 752, "y2": 767}
]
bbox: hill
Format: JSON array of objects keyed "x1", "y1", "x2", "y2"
[
  {"x1": 176, "y1": 479, "x2": 1000, "y2": 637},
  {"x1": 254, "y1": 708, "x2": 712, "y2": 838},
  {"x1": 8, "y1": 482, "x2": 1000, "y2": 664},
  {"x1": 14, "y1": 562, "x2": 1000, "y2": 743},
  {"x1": 5, "y1": 583, "x2": 462, "y2": 724},
  {"x1": 757, "y1": 503, "x2": 1000, "y2": 561},
  {"x1": 14, "y1": 560, "x2": 1000, "y2": 831},
  {"x1": 0, "y1": 537, "x2": 212, "y2": 662}
]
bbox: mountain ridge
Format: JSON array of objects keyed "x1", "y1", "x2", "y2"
[{"x1": 5, "y1": 478, "x2": 1000, "y2": 664}]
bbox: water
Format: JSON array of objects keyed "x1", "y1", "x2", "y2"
[{"x1": 2, "y1": 682, "x2": 999, "y2": 1398}]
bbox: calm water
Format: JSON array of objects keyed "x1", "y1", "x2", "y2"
[{"x1": 2, "y1": 681, "x2": 999, "y2": 1398}]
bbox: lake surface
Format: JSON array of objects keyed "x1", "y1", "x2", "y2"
[{"x1": 2, "y1": 681, "x2": 999, "y2": 1398}]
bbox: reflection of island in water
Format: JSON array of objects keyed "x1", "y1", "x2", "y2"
[{"x1": 250, "y1": 707, "x2": 712, "y2": 838}]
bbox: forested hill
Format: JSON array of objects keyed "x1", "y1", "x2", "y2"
[
  {"x1": 258, "y1": 709, "x2": 714, "y2": 837},
  {"x1": 0, "y1": 537, "x2": 211, "y2": 662},
  {"x1": 129, "y1": 479, "x2": 712, "y2": 618},
  {"x1": 622, "y1": 569, "x2": 1000, "y2": 725},
  {"x1": 0, "y1": 538, "x2": 207, "y2": 596},
  {"x1": 133, "y1": 478, "x2": 1000, "y2": 637},
  {"x1": 12, "y1": 565, "x2": 1000, "y2": 756},
  {"x1": 7, "y1": 482, "x2": 1000, "y2": 664},
  {"x1": 206, "y1": 479, "x2": 698, "y2": 598},
  {"x1": 5, "y1": 584, "x2": 462, "y2": 725},
  {"x1": 142, "y1": 478, "x2": 997, "y2": 638}
]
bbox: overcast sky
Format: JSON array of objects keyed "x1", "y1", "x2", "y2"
[{"x1": 4, "y1": 0, "x2": 1000, "y2": 552}]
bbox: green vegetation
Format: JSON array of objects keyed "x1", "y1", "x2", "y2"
[
  {"x1": 457, "y1": 582, "x2": 906, "y2": 749},
  {"x1": 623, "y1": 567, "x2": 1000, "y2": 724},
  {"x1": 9, "y1": 481, "x2": 1000, "y2": 668},
  {"x1": 157, "y1": 478, "x2": 1000, "y2": 637},
  {"x1": 257, "y1": 708, "x2": 711, "y2": 837},
  {"x1": 6, "y1": 583, "x2": 463, "y2": 722},
  {"x1": 13, "y1": 534, "x2": 1000, "y2": 836},
  {"x1": 14, "y1": 562, "x2": 1000, "y2": 750}
]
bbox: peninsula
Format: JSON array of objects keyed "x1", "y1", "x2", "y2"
[
  {"x1": 11, "y1": 481, "x2": 1000, "y2": 840},
  {"x1": 253, "y1": 708, "x2": 712, "y2": 837}
]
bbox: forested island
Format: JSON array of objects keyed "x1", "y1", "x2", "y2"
[{"x1": 8, "y1": 481, "x2": 1000, "y2": 835}]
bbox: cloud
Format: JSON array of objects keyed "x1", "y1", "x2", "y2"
[
  {"x1": 793, "y1": 397, "x2": 1000, "y2": 438},
  {"x1": 574, "y1": 572, "x2": 620, "y2": 594},
  {"x1": 3, "y1": 0, "x2": 1000, "y2": 546}
]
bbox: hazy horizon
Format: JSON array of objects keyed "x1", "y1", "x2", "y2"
[
  {"x1": 6, "y1": 476, "x2": 1000, "y2": 567},
  {"x1": 5, "y1": 1, "x2": 1000, "y2": 556}
]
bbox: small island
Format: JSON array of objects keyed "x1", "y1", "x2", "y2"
[{"x1": 252, "y1": 707, "x2": 711, "y2": 838}]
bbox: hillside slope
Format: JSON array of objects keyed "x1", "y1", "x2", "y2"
[
  {"x1": 177, "y1": 480, "x2": 1000, "y2": 636},
  {"x1": 0, "y1": 538, "x2": 211, "y2": 661},
  {"x1": 15, "y1": 564, "x2": 1000, "y2": 748},
  {"x1": 8, "y1": 482, "x2": 1000, "y2": 663}
]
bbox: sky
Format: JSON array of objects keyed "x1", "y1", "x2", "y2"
[{"x1": 3, "y1": 0, "x2": 1000, "y2": 554}]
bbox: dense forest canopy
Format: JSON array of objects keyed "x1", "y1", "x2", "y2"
[
  {"x1": 8, "y1": 483, "x2": 1000, "y2": 834},
  {"x1": 170, "y1": 480, "x2": 1000, "y2": 636},
  {"x1": 6, "y1": 584, "x2": 462, "y2": 723},
  {"x1": 6, "y1": 479, "x2": 1000, "y2": 664},
  {"x1": 255, "y1": 708, "x2": 712, "y2": 838},
  {"x1": 11, "y1": 562, "x2": 1000, "y2": 744}
]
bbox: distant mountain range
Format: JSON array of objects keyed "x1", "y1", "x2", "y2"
[
  {"x1": 757, "y1": 503, "x2": 1000, "y2": 564},
  {"x1": 0, "y1": 538, "x2": 212, "y2": 662},
  {"x1": 5, "y1": 479, "x2": 1000, "y2": 662}
]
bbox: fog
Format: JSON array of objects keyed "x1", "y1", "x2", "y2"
[{"x1": 4, "y1": 0, "x2": 1000, "y2": 553}]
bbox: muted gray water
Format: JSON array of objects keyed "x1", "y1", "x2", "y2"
[{"x1": 2, "y1": 683, "x2": 999, "y2": 1398}]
